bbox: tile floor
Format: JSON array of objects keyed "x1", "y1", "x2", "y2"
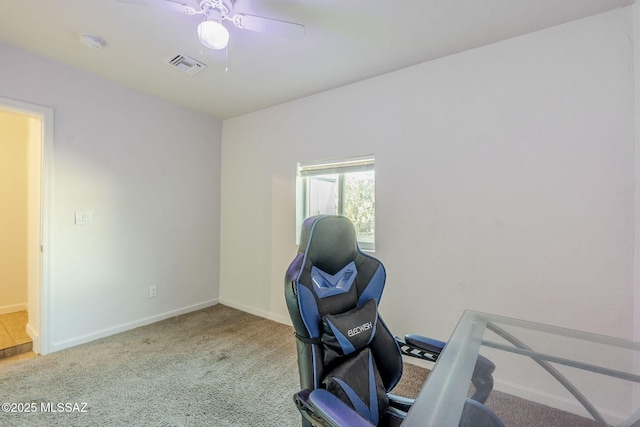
[{"x1": 0, "y1": 311, "x2": 35, "y2": 366}]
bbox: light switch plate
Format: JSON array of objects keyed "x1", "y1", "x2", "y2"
[{"x1": 75, "y1": 211, "x2": 93, "y2": 225}]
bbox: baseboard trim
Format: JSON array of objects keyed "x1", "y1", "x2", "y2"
[
  {"x1": 219, "y1": 298, "x2": 292, "y2": 326},
  {"x1": 51, "y1": 299, "x2": 219, "y2": 353},
  {"x1": 0, "y1": 303, "x2": 27, "y2": 315},
  {"x1": 494, "y1": 378, "x2": 626, "y2": 423}
]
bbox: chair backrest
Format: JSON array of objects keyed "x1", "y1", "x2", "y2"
[{"x1": 285, "y1": 215, "x2": 403, "y2": 425}]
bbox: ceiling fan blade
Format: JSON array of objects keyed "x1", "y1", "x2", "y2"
[
  {"x1": 231, "y1": 14, "x2": 305, "y2": 40},
  {"x1": 114, "y1": 0, "x2": 199, "y2": 14}
]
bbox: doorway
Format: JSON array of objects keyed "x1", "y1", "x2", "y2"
[{"x1": 0, "y1": 97, "x2": 52, "y2": 355}]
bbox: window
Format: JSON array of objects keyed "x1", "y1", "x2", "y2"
[{"x1": 297, "y1": 155, "x2": 375, "y2": 251}]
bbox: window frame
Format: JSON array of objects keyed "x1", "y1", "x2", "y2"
[{"x1": 296, "y1": 154, "x2": 375, "y2": 251}]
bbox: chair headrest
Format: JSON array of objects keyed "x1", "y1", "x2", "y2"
[{"x1": 300, "y1": 215, "x2": 359, "y2": 275}]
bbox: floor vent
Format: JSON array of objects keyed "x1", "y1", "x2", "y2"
[{"x1": 166, "y1": 54, "x2": 207, "y2": 75}]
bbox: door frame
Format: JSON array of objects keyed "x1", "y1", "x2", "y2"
[{"x1": 0, "y1": 96, "x2": 53, "y2": 355}]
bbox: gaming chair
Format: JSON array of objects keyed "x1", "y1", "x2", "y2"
[{"x1": 284, "y1": 215, "x2": 500, "y2": 427}]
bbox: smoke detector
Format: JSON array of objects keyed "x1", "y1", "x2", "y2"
[{"x1": 79, "y1": 33, "x2": 106, "y2": 49}]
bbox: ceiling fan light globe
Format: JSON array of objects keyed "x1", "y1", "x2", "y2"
[{"x1": 197, "y1": 20, "x2": 229, "y2": 50}]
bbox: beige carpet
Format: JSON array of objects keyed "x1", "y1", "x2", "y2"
[
  {"x1": 0, "y1": 305, "x2": 424, "y2": 427},
  {"x1": 1, "y1": 305, "x2": 302, "y2": 426},
  {"x1": 0, "y1": 304, "x2": 599, "y2": 426}
]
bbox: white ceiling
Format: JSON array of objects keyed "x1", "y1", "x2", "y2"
[{"x1": 0, "y1": 0, "x2": 634, "y2": 119}]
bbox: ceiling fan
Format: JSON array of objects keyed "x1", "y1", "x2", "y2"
[{"x1": 118, "y1": 0, "x2": 305, "y2": 50}]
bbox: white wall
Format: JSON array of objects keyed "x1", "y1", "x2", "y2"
[
  {"x1": 0, "y1": 41, "x2": 223, "y2": 352},
  {"x1": 220, "y1": 7, "x2": 636, "y2": 344}
]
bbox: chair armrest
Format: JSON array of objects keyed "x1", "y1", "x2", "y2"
[
  {"x1": 307, "y1": 389, "x2": 375, "y2": 427},
  {"x1": 387, "y1": 393, "x2": 414, "y2": 413},
  {"x1": 396, "y1": 334, "x2": 445, "y2": 362},
  {"x1": 406, "y1": 334, "x2": 446, "y2": 353}
]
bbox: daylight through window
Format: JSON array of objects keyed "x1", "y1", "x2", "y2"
[{"x1": 296, "y1": 155, "x2": 375, "y2": 251}]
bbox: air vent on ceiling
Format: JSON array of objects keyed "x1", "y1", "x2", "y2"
[{"x1": 166, "y1": 54, "x2": 207, "y2": 75}]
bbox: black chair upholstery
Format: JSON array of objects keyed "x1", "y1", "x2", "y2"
[{"x1": 285, "y1": 215, "x2": 499, "y2": 427}]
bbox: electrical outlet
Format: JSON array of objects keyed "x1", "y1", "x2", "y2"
[{"x1": 149, "y1": 286, "x2": 157, "y2": 299}]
